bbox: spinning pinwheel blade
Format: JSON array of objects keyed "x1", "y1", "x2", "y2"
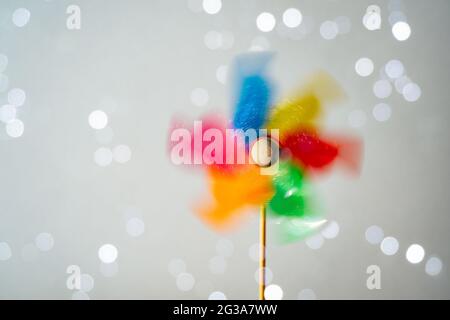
[{"x1": 169, "y1": 53, "x2": 362, "y2": 300}]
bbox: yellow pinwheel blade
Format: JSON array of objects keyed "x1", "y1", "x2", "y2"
[{"x1": 266, "y1": 71, "x2": 345, "y2": 141}]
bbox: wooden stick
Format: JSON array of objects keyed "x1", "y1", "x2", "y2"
[{"x1": 259, "y1": 204, "x2": 266, "y2": 300}]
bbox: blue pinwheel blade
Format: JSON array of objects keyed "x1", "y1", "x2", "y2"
[{"x1": 231, "y1": 52, "x2": 274, "y2": 132}]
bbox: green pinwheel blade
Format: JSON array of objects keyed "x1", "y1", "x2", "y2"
[
  {"x1": 268, "y1": 160, "x2": 314, "y2": 217},
  {"x1": 274, "y1": 216, "x2": 327, "y2": 243},
  {"x1": 268, "y1": 160, "x2": 326, "y2": 242}
]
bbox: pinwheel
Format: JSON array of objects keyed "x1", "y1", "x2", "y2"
[{"x1": 169, "y1": 52, "x2": 361, "y2": 299}]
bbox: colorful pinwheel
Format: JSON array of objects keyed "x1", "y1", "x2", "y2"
[{"x1": 169, "y1": 52, "x2": 362, "y2": 299}]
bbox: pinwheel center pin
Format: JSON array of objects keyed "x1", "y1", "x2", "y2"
[{"x1": 250, "y1": 136, "x2": 279, "y2": 168}]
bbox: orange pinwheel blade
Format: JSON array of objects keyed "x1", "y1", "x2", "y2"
[{"x1": 196, "y1": 165, "x2": 274, "y2": 230}]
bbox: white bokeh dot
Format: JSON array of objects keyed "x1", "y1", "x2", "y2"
[
  {"x1": 305, "y1": 234, "x2": 324, "y2": 250},
  {"x1": 406, "y1": 244, "x2": 425, "y2": 264},
  {"x1": 126, "y1": 217, "x2": 145, "y2": 237},
  {"x1": 204, "y1": 30, "x2": 223, "y2": 50},
  {"x1": 365, "y1": 225, "x2": 384, "y2": 245},
  {"x1": 94, "y1": 147, "x2": 113, "y2": 167},
  {"x1": 380, "y1": 236, "x2": 399, "y2": 256},
  {"x1": 373, "y1": 80, "x2": 392, "y2": 99},
  {"x1": 72, "y1": 290, "x2": 90, "y2": 300},
  {"x1": 35, "y1": 233, "x2": 54, "y2": 252},
  {"x1": 363, "y1": 12, "x2": 381, "y2": 31},
  {"x1": 190, "y1": 88, "x2": 209, "y2": 106},
  {"x1": 402, "y1": 83, "x2": 421, "y2": 102},
  {"x1": 373, "y1": 103, "x2": 392, "y2": 122},
  {"x1": 0, "y1": 242, "x2": 12, "y2": 261},
  {"x1": 254, "y1": 267, "x2": 273, "y2": 285},
  {"x1": 321, "y1": 221, "x2": 340, "y2": 239},
  {"x1": 335, "y1": 16, "x2": 351, "y2": 34},
  {"x1": 80, "y1": 274, "x2": 95, "y2": 293},
  {"x1": 298, "y1": 288, "x2": 317, "y2": 300},
  {"x1": 0, "y1": 104, "x2": 17, "y2": 123},
  {"x1": 385, "y1": 60, "x2": 405, "y2": 79},
  {"x1": 98, "y1": 244, "x2": 118, "y2": 264},
  {"x1": 425, "y1": 257, "x2": 443, "y2": 276},
  {"x1": 395, "y1": 76, "x2": 411, "y2": 94},
  {"x1": 283, "y1": 8, "x2": 302, "y2": 28},
  {"x1": 12, "y1": 8, "x2": 31, "y2": 27},
  {"x1": 250, "y1": 36, "x2": 270, "y2": 52},
  {"x1": 8, "y1": 88, "x2": 26, "y2": 107},
  {"x1": 256, "y1": 12, "x2": 276, "y2": 32},
  {"x1": 392, "y1": 21, "x2": 411, "y2": 41},
  {"x1": 264, "y1": 284, "x2": 283, "y2": 300},
  {"x1": 208, "y1": 291, "x2": 227, "y2": 300},
  {"x1": 176, "y1": 272, "x2": 195, "y2": 291},
  {"x1": 123, "y1": 206, "x2": 143, "y2": 221},
  {"x1": 6, "y1": 119, "x2": 24, "y2": 138},
  {"x1": 320, "y1": 21, "x2": 338, "y2": 40},
  {"x1": 202, "y1": 0, "x2": 222, "y2": 15},
  {"x1": 355, "y1": 58, "x2": 374, "y2": 77},
  {"x1": 216, "y1": 65, "x2": 228, "y2": 84},
  {"x1": 367, "y1": 5, "x2": 381, "y2": 13},
  {"x1": 88, "y1": 110, "x2": 108, "y2": 130},
  {"x1": 113, "y1": 144, "x2": 132, "y2": 164}
]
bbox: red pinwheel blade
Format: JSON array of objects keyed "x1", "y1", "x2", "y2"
[{"x1": 282, "y1": 129, "x2": 363, "y2": 174}]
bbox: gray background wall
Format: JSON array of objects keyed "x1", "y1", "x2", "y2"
[{"x1": 0, "y1": 0, "x2": 449, "y2": 299}]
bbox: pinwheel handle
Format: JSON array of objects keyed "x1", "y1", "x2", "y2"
[{"x1": 259, "y1": 205, "x2": 266, "y2": 300}]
